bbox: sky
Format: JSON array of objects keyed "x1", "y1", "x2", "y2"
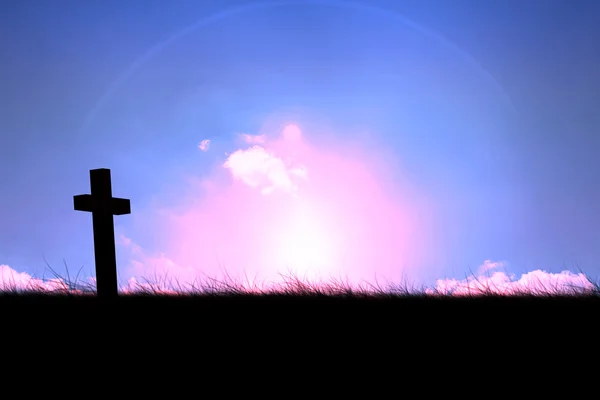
[{"x1": 1, "y1": 0, "x2": 599, "y2": 294}]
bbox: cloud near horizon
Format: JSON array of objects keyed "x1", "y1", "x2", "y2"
[
  {"x1": 0, "y1": 264, "x2": 81, "y2": 293},
  {"x1": 1, "y1": 260, "x2": 596, "y2": 295},
  {"x1": 427, "y1": 263, "x2": 596, "y2": 296}
]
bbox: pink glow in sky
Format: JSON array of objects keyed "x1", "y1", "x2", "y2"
[{"x1": 122, "y1": 123, "x2": 439, "y2": 286}]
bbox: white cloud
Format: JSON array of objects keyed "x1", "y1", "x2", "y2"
[
  {"x1": 240, "y1": 133, "x2": 267, "y2": 144},
  {"x1": 0, "y1": 264, "x2": 80, "y2": 293},
  {"x1": 427, "y1": 261, "x2": 596, "y2": 296},
  {"x1": 222, "y1": 145, "x2": 307, "y2": 195},
  {"x1": 198, "y1": 139, "x2": 210, "y2": 152},
  {"x1": 478, "y1": 259, "x2": 505, "y2": 274}
]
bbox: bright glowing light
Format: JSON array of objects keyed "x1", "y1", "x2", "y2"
[
  {"x1": 121, "y1": 122, "x2": 435, "y2": 286},
  {"x1": 270, "y1": 198, "x2": 338, "y2": 279}
]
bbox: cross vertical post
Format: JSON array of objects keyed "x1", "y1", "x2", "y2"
[{"x1": 74, "y1": 168, "x2": 131, "y2": 299}]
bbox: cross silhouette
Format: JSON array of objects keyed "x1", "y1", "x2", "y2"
[{"x1": 74, "y1": 168, "x2": 131, "y2": 299}]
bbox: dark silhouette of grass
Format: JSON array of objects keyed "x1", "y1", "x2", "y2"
[
  {"x1": 4, "y1": 262, "x2": 598, "y2": 312},
  {"x1": 3, "y1": 263, "x2": 597, "y2": 358},
  {"x1": 2, "y1": 261, "x2": 599, "y2": 298}
]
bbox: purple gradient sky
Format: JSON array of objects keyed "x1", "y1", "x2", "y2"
[{"x1": 1, "y1": 0, "x2": 599, "y2": 288}]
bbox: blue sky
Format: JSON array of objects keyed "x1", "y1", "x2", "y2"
[{"x1": 1, "y1": 0, "x2": 599, "y2": 292}]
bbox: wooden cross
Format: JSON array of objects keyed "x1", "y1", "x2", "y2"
[{"x1": 74, "y1": 168, "x2": 131, "y2": 299}]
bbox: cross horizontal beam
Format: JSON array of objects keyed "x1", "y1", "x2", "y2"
[{"x1": 74, "y1": 194, "x2": 131, "y2": 215}]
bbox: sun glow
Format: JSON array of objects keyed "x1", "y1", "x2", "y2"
[
  {"x1": 270, "y1": 197, "x2": 339, "y2": 279},
  {"x1": 129, "y1": 121, "x2": 435, "y2": 286}
]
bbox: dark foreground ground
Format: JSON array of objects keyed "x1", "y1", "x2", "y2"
[
  {"x1": 3, "y1": 293, "x2": 598, "y2": 337},
  {"x1": 2, "y1": 293, "x2": 596, "y2": 389}
]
